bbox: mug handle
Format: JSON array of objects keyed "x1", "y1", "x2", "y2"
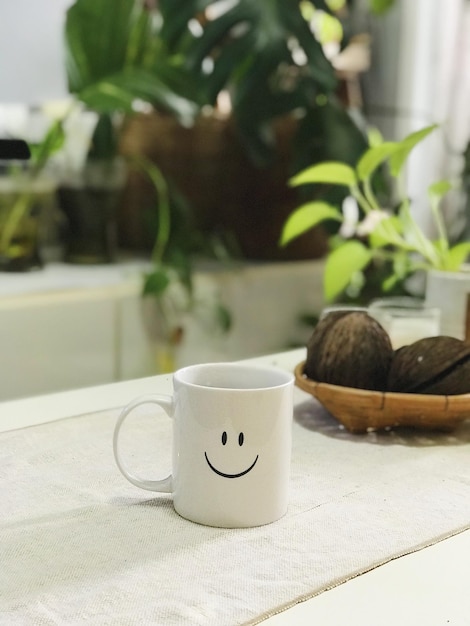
[{"x1": 113, "y1": 394, "x2": 174, "y2": 493}]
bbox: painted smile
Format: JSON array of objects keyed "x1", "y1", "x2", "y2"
[{"x1": 204, "y1": 452, "x2": 259, "y2": 478}]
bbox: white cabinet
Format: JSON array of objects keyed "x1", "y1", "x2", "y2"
[
  {"x1": 1, "y1": 290, "x2": 116, "y2": 400},
  {"x1": 0, "y1": 259, "x2": 324, "y2": 401},
  {"x1": 0, "y1": 262, "x2": 148, "y2": 401}
]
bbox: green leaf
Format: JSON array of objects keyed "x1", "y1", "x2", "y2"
[
  {"x1": 79, "y1": 68, "x2": 198, "y2": 124},
  {"x1": 389, "y1": 124, "x2": 438, "y2": 177},
  {"x1": 78, "y1": 82, "x2": 134, "y2": 114},
  {"x1": 65, "y1": 0, "x2": 135, "y2": 92},
  {"x1": 434, "y1": 238, "x2": 447, "y2": 252},
  {"x1": 160, "y1": 0, "x2": 338, "y2": 166},
  {"x1": 398, "y1": 200, "x2": 437, "y2": 263},
  {"x1": 66, "y1": 0, "x2": 200, "y2": 126},
  {"x1": 143, "y1": 269, "x2": 170, "y2": 297},
  {"x1": 289, "y1": 162, "x2": 356, "y2": 188},
  {"x1": 446, "y1": 242, "x2": 470, "y2": 270},
  {"x1": 382, "y1": 274, "x2": 400, "y2": 292},
  {"x1": 368, "y1": 0, "x2": 396, "y2": 15},
  {"x1": 280, "y1": 201, "x2": 341, "y2": 246},
  {"x1": 367, "y1": 126, "x2": 384, "y2": 148},
  {"x1": 315, "y1": 12, "x2": 343, "y2": 45},
  {"x1": 87, "y1": 114, "x2": 116, "y2": 160},
  {"x1": 356, "y1": 142, "x2": 398, "y2": 181},
  {"x1": 29, "y1": 120, "x2": 65, "y2": 169},
  {"x1": 207, "y1": 32, "x2": 258, "y2": 104},
  {"x1": 295, "y1": 99, "x2": 368, "y2": 172},
  {"x1": 326, "y1": 0, "x2": 346, "y2": 11},
  {"x1": 216, "y1": 304, "x2": 232, "y2": 333},
  {"x1": 324, "y1": 240, "x2": 372, "y2": 301},
  {"x1": 392, "y1": 252, "x2": 410, "y2": 279},
  {"x1": 368, "y1": 215, "x2": 403, "y2": 248},
  {"x1": 428, "y1": 179, "x2": 452, "y2": 200}
]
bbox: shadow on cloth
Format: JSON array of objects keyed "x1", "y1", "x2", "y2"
[{"x1": 294, "y1": 398, "x2": 470, "y2": 447}]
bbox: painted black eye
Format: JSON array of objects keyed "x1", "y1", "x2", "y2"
[
  {"x1": 238, "y1": 432, "x2": 244, "y2": 446},
  {"x1": 222, "y1": 431, "x2": 227, "y2": 445}
]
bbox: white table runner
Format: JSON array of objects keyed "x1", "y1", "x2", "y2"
[{"x1": 1, "y1": 392, "x2": 470, "y2": 625}]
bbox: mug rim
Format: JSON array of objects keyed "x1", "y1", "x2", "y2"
[{"x1": 174, "y1": 362, "x2": 294, "y2": 391}]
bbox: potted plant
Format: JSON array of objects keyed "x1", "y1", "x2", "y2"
[
  {"x1": 120, "y1": 0, "x2": 381, "y2": 260},
  {"x1": 0, "y1": 122, "x2": 65, "y2": 271},
  {"x1": 61, "y1": 0, "x2": 232, "y2": 365},
  {"x1": 60, "y1": 0, "x2": 203, "y2": 264},
  {"x1": 0, "y1": 0, "x2": 201, "y2": 271},
  {"x1": 280, "y1": 124, "x2": 470, "y2": 339},
  {"x1": 134, "y1": 154, "x2": 232, "y2": 371}
]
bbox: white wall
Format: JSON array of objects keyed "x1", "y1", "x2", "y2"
[
  {"x1": 0, "y1": 0, "x2": 72, "y2": 104},
  {"x1": 363, "y1": 0, "x2": 470, "y2": 235},
  {"x1": 361, "y1": 0, "x2": 403, "y2": 140}
]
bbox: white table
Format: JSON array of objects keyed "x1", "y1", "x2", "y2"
[{"x1": 2, "y1": 349, "x2": 469, "y2": 625}]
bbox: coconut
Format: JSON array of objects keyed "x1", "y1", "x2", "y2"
[
  {"x1": 305, "y1": 311, "x2": 394, "y2": 391},
  {"x1": 387, "y1": 335, "x2": 470, "y2": 395}
]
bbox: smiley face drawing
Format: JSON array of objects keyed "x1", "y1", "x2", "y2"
[{"x1": 204, "y1": 430, "x2": 259, "y2": 479}]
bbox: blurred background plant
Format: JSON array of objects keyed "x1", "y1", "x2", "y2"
[
  {"x1": 281, "y1": 124, "x2": 470, "y2": 302},
  {"x1": 0, "y1": 118, "x2": 65, "y2": 270},
  {"x1": 3, "y1": 0, "x2": 470, "y2": 394},
  {"x1": 150, "y1": 0, "x2": 374, "y2": 260},
  {"x1": 158, "y1": 0, "x2": 397, "y2": 168},
  {"x1": 1, "y1": 0, "x2": 202, "y2": 270},
  {"x1": 61, "y1": 0, "x2": 399, "y2": 353},
  {"x1": 0, "y1": 0, "x2": 404, "y2": 362},
  {"x1": 1, "y1": 0, "x2": 401, "y2": 274}
]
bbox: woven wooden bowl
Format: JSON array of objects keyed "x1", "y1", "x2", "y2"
[{"x1": 294, "y1": 361, "x2": 470, "y2": 434}]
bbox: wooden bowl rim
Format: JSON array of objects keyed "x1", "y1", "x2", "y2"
[{"x1": 294, "y1": 361, "x2": 470, "y2": 404}]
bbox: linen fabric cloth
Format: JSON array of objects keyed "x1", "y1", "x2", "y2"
[{"x1": 1, "y1": 390, "x2": 470, "y2": 625}]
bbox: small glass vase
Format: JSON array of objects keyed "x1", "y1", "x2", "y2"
[
  {"x1": 58, "y1": 158, "x2": 127, "y2": 264},
  {"x1": 0, "y1": 168, "x2": 57, "y2": 272}
]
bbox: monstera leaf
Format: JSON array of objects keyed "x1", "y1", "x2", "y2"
[{"x1": 159, "y1": 0, "x2": 341, "y2": 166}]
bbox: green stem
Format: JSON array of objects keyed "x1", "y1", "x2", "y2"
[
  {"x1": 0, "y1": 103, "x2": 74, "y2": 255},
  {"x1": 396, "y1": 169, "x2": 408, "y2": 204},
  {"x1": 431, "y1": 205, "x2": 448, "y2": 246},
  {"x1": 362, "y1": 177, "x2": 381, "y2": 211},
  {"x1": 430, "y1": 197, "x2": 449, "y2": 267},
  {"x1": 372, "y1": 248, "x2": 429, "y2": 269},
  {"x1": 400, "y1": 200, "x2": 440, "y2": 267},
  {"x1": 394, "y1": 176, "x2": 440, "y2": 265},
  {"x1": 131, "y1": 156, "x2": 171, "y2": 264},
  {"x1": 350, "y1": 184, "x2": 372, "y2": 214},
  {"x1": 0, "y1": 190, "x2": 34, "y2": 254},
  {"x1": 377, "y1": 219, "x2": 411, "y2": 250}
]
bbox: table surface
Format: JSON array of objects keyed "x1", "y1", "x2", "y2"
[{"x1": 2, "y1": 348, "x2": 469, "y2": 626}]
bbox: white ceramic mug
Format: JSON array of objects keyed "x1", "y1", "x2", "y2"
[{"x1": 113, "y1": 362, "x2": 294, "y2": 528}]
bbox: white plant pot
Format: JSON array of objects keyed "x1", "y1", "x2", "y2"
[{"x1": 424, "y1": 264, "x2": 470, "y2": 340}]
